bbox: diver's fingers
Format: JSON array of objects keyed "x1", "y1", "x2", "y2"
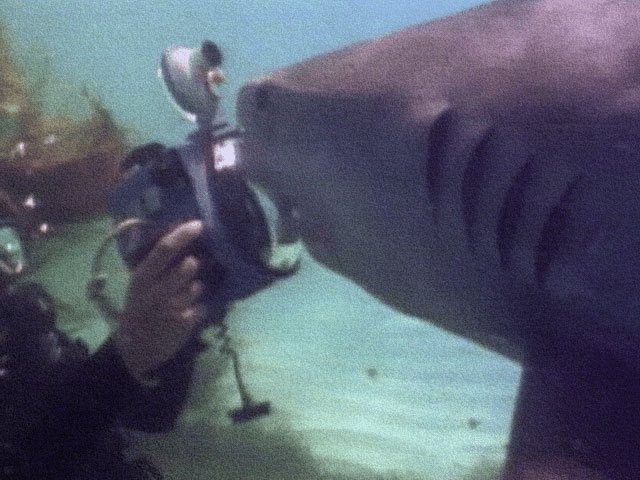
[
  {"x1": 136, "y1": 220, "x2": 203, "y2": 278},
  {"x1": 169, "y1": 281, "x2": 204, "y2": 311},
  {"x1": 180, "y1": 304, "x2": 207, "y2": 326},
  {"x1": 187, "y1": 280, "x2": 204, "y2": 302},
  {"x1": 162, "y1": 255, "x2": 200, "y2": 294}
]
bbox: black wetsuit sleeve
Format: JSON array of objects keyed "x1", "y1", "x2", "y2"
[{"x1": 23, "y1": 338, "x2": 141, "y2": 479}]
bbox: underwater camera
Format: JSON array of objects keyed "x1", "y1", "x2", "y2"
[
  {"x1": 110, "y1": 40, "x2": 301, "y2": 304},
  {"x1": 99, "y1": 41, "x2": 302, "y2": 423}
]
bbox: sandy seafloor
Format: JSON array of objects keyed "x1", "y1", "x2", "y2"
[{"x1": 2, "y1": 1, "x2": 521, "y2": 478}]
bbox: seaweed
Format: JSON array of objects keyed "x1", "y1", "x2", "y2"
[
  {"x1": 0, "y1": 21, "x2": 128, "y2": 232},
  {"x1": 0, "y1": 23, "x2": 29, "y2": 147}
]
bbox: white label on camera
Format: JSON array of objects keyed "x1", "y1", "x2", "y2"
[{"x1": 213, "y1": 139, "x2": 237, "y2": 171}]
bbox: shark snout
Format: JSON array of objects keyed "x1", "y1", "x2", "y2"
[
  {"x1": 236, "y1": 80, "x2": 274, "y2": 182},
  {"x1": 236, "y1": 77, "x2": 315, "y2": 183},
  {"x1": 236, "y1": 79, "x2": 280, "y2": 137}
]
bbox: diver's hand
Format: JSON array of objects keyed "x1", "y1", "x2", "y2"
[{"x1": 115, "y1": 220, "x2": 205, "y2": 380}]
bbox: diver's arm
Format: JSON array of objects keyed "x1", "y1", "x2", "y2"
[
  {"x1": 21, "y1": 220, "x2": 206, "y2": 477},
  {"x1": 22, "y1": 338, "x2": 140, "y2": 479}
]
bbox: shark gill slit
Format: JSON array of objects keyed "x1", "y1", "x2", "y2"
[
  {"x1": 534, "y1": 175, "x2": 583, "y2": 289},
  {"x1": 461, "y1": 127, "x2": 495, "y2": 254},
  {"x1": 496, "y1": 156, "x2": 536, "y2": 271},
  {"x1": 425, "y1": 108, "x2": 455, "y2": 224}
]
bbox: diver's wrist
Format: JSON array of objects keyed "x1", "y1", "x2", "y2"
[{"x1": 112, "y1": 326, "x2": 149, "y2": 382}]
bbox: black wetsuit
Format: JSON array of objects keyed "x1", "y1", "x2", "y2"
[
  {"x1": 0, "y1": 283, "x2": 205, "y2": 480},
  {"x1": 10, "y1": 340, "x2": 155, "y2": 479}
]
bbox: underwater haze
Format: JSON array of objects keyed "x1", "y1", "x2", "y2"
[{"x1": 1, "y1": 0, "x2": 520, "y2": 479}]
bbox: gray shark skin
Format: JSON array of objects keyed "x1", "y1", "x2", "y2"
[{"x1": 236, "y1": 0, "x2": 640, "y2": 477}]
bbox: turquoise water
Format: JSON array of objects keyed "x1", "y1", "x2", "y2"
[{"x1": 2, "y1": 1, "x2": 521, "y2": 479}]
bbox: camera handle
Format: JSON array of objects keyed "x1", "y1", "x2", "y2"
[
  {"x1": 87, "y1": 218, "x2": 146, "y2": 321},
  {"x1": 87, "y1": 218, "x2": 270, "y2": 423}
]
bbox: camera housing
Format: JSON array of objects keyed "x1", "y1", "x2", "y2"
[{"x1": 109, "y1": 131, "x2": 301, "y2": 309}]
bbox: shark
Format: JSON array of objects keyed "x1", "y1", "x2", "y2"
[{"x1": 235, "y1": 0, "x2": 640, "y2": 478}]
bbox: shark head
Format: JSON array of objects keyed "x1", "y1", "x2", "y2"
[
  {"x1": 237, "y1": 0, "x2": 640, "y2": 363},
  {"x1": 238, "y1": 83, "x2": 437, "y2": 315},
  {"x1": 236, "y1": 1, "x2": 640, "y2": 474}
]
